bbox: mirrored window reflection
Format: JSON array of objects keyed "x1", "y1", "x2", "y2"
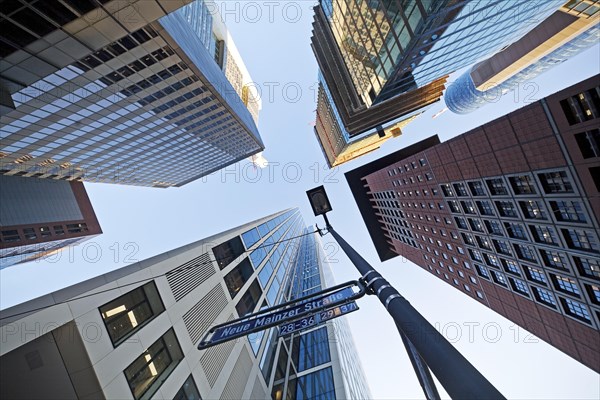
[
  {"x1": 287, "y1": 367, "x2": 336, "y2": 400},
  {"x1": 124, "y1": 329, "x2": 183, "y2": 400},
  {"x1": 99, "y1": 282, "x2": 165, "y2": 346},
  {"x1": 173, "y1": 375, "x2": 201, "y2": 400},
  {"x1": 291, "y1": 327, "x2": 331, "y2": 372}
]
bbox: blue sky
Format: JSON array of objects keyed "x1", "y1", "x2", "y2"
[{"x1": 1, "y1": 2, "x2": 599, "y2": 399}]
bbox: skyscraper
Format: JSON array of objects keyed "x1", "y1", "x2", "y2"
[
  {"x1": 311, "y1": 0, "x2": 566, "y2": 138},
  {"x1": 346, "y1": 75, "x2": 600, "y2": 372},
  {"x1": 0, "y1": 209, "x2": 371, "y2": 399},
  {"x1": 0, "y1": 0, "x2": 263, "y2": 188},
  {"x1": 445, "y1": 2, "x2": 599, "y2": 114},
  {"x1": 0, "y1": 175, "x2": 102, "y2": 269}
]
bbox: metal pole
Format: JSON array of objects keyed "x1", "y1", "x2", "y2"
[
  {"x1": 325, "y1": 222, "x2": 505, "y2": 400},
  {"x1": 397, "y1": 326, "x2": 441, "y2": 400}
]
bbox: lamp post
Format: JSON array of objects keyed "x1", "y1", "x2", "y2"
[{"x1": 306, "y1": 186, "x2": 505, "y2": 400}]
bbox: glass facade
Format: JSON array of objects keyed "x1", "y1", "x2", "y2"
[
  {"x1": 0, "y1": 0, "x2": 262, "y2": 187},
  {"x1": 446, "y1": 23, "x2": 600, "y2": 114},
  {"x1": 318, "y1": 0, "x2": 563, "y2": 106}
]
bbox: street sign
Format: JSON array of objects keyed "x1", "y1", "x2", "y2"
[
  {"x1": 279, "y1": 301, "x2": 359, "y2": 336},
  {"x1": 198, "y1": 280, "x2": 365, "y2": 349}
]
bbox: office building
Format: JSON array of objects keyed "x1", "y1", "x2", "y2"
[
  {"x1": 314, "y1": 76, "x2": 419, "y2": 168},
  {"x1": 0, "y1": 175, "x2": 102, "y2": 269},
  {"x1": 0, "y1": 0, "x2": 263, "y2": 188},
  {"x1": 446, "y1": 2, "x2": 599, "y2": 114},
  {"x1": 346, "y1": 75, "x2": 600, "y2": 372},
  {"x1": 0, "y1": 209, "x2": 371, "y2": 399},
  {"x1": 311, "y1": 0, "x2": 566, "y2": 137}
]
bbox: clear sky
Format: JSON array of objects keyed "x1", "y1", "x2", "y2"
[{"x1": 1, "y1": 2, "x2": 599, "y2": 399}]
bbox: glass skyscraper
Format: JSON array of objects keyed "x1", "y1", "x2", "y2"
[
  {"x1": 0, "y1": 0, "x2": 263, "y2": 187},
  {"x1": 0, "y1": 209, "x2": 371, "y2": 399}
]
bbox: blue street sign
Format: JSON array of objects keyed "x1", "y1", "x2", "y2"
[
  {"x1": 210, "y1": 287, "x2": 355, "y2": 343},
  {"x1": 279, "y1": 301, "x2": 359, "y2": 336}
]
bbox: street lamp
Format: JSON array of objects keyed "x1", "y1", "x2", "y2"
[{"x1": 306, "y1": 185, "x2": 505, "y2": 400}]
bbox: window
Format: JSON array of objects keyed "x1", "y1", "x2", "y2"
[
  {"x1": 462, "y1": 233, "x2": 475, "y2": 246},
  {"x1": 573, "y1": 256, "x2": 600, "y2": 280},
  {"x1": 23, "y1": 228, "x2": 36, "y2": 240},
  {"x1": 514, "y1": 244, "x2": 537, "y2": 262},
  {"x1": 124, "y1": 329, "x2": 183, "y2": 400},
  {"x1": 525, "y1": 266, "x2": 547, "y2": 285},
  {"x1": 538, "y1": 171, "x2": 574, "y2": 194},
  {"x1": 476, "y1": 291, "x2": 484, "y2": 299},
  {"x1": 455, "y1": 217, "x2": 468, "y2": 230},
  {"x1": 476, "y1": 264, "x2": 490, "y2": 279},
  {"x1": 532, "y1": 287, "x2": 557, "y2": 308},
  {"x1": 539, "y1": 249, "x2": 569, "y2": 270},
  {"x1": 236, "y1": 280, "x2": 263, "y2": 317},
  {"x1": 501, "y1": 259, "x2": 520, "y2": 275},
  {"x1": 224, "y1": 258, "x2": 254, "y2": 298},
  {"x1": 491, "y1": 270, "x2": 507, "y2": 286},
  {"x1": 461, "y1": 201, "x2": 476, "y2": 214},
  {"x1": 575, "y1": 129, "x2": 600, "y2": 158},
  {"x1": 476, "y1": 236, "x2": 492, "y2": 251},
  {"x1": 530, "y1": 225, "x2": 559, "y2": 245},
  {"x1": 468, "y1": 181, "x2": 486, "y2": 196},
  {"x1": 213, "y1": 236, "x2": 245, "y2": 270},
  {"x1": 494, "y1": 240, "x2": 512, "y2": 255},
  {"x1": 484, "y1": 220, "x2": 503, "y2": 236},
  {"x1": 291, "y1": 327, "x2": 331, "y2": 372},
  {"x1": 287, "y1": 367, "x2": 336, "y2": 400},
  {"x1": 484, "y1": 253, "x2": 500, "y2": 267},
  {"x1": 174, "y1": 375, "x2": 201, "y2": 400},
  {"x1": 509, "y1": 175, "x2": 536, "y2": 195},
  {"x1": 551, "y1": 274, "x2": 580, "y2": 296},
  {"x1": 495, "y1": 201, "x2": 518, "y2": 218},
  {"x1": 562, "y1": 228, "x2": 599, "y2": 252},
  {"x1": 585, "y1": 284, "x2": 600, "y2": 305},
  {"x1": 454, "y1": 183, "x2": 468, "y2": 196},
  {"x1": 468, "y1": 218, "x2": 484, "y2": 232},
  {"x1": 561, "y1": 298, "x2": 591, "y2": 322},
  {"x1": 486, "y1": 178, "x2": 508, "y2": 195},
  {"x1": 99, "y1": 282, "x2": 165, "y2": 346},
  {"x1": 510, "y1": 278, "x2": 530, "y2": 296},
  {"x1": 560, "y1": 88, "x2": 600, "y2": 125},
  {"x1": 242, "y1": 228, "x2": 261, "y2": 248},
  {"x1": 469, "y1": 249, "x2": 483, "y2": 262},
  {"x1": 520, "y1": 200, "x2": 547, "y2": 220},
  {"x1": 477, "y1": 201, "x2": 495, "y2": 216},
  {"x1": 448, "y1": 200, "x2": 461, "y2": 213},
  {"x1": 550, "y1": 200, "x2": 586, "y2": 223},
  {"x1": 440, "y1": 184, "x2": 454, "y2": 197}
]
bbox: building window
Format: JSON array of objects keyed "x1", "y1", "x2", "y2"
[
  {"x1": 468, "y1": 181, "x2": 486, "y2": 196},
  {"x1": 236, "y1": 280, "x2": 263, "y2": 317},
  {"x1": 475, "y1": 264, "x2": 490, "y2": 279},
  {"x1": 550, "y1": 200, "x2": 587, "y2": 223},
  {"x1": 213, "y1": 236, "x2": 245, "y2": 270},
  {"x1": 495, "y1": 201, "x2": 518, "y2": 218},
  {"x1": 519, "y1": 200, "x2": 547, "y2": 220},
  {"x1": 551, "y1": 274, "x2": 581, "y2": 296},
  {"x1": 513, "y1": 244, "x2": 537, "y2": 262},
  {"x1": 468, "y1": 218, "x2": 484, "y2": 233},
  {"x1": 562, "y1": 228, "x2": 600, "y2": 252},
  {"x1": 484, "y1": 220, "x2": 503, "y2": 236},
  {"x1": 560, "y1": 88, "x2": 600, "y2": 125},
  {"x1": 529, "y1": 225, "x2": 559, "y2": 246},
  {"x1": 532, "y1": 287, "x2": 556, "y2": 308},
  {"x1": 510, "y1": 278, "x2": 530, "y2": 296},
  {"x1": 174, "y1": 375, "x2": 201, "y2": 400},
  {"x1": 448, "y1": 200, "x2": 461, "y2": 213},
  {"x1": 539, "y1": 249, "x2": 569, "y2": 270},
  {"x1": 124, "y1": 328, "x2": 184, "y2": 400},
  {"x1": 453, "y1": 183, "x2": 468, "y2": 196},
  {"x1": 493, "y1": 240, "x2": 512, "y2": 256},
  {"x1": 585, "y1": 284, "x2": 600, "y2": 305},
  {"x1": 291, "y1": 327, "x2": 331, "y2": 372},
  {"x1": 440, "y1": 184, "x2": 454, "y2": 197},
  {"x1": 454, "y1": 217, "x2": 468, "y2": 230},
  {"x1": 469, "y1": 249, "x2": 483, "y2": 262},
  {"x1": 509, "y1": 175, "x2": 537, "y2": 195},
  {"x1": 575, "y1": 129, "x2": 600, "y2": 158},
  {"x1": 476, "y1": 236, "x2": 493, "y2": 251},
  {"x1": 241, "y1": 228, "x2": 261, "y2": 249},
  {"x1": 461, "y1": 201, "x2": 476, "y2": 215},
  {"x1": 486, "y1": 178, "x2": 508, "y2": 195},
  {"x1": 491, "y1": 270, "x2": 508, "y2": 286},
  {"x1": 538, "y1": 171, "x2": 574, "y2": 194},
  {"x1": 573, "y1": 256, "x2": 600, "y2": 280},
  {"x1": 561, "y1": 298, "x2": 591, "y2": 323},
  {"x1": 525, "y1": 266, "x2": 547, "y2": 285},
  {"x1": 484, "y1": 253, "x2": 501, "y2": 267},
  {"x1": 287, "y1": 366, "x2": 336, "y2": 400},
  {"x1": 502, "y1": 259, "x2": 521, "y2": 275},
  {"x1": 504, "y1": 222, "x2": 528, "y2": 240},
  {"x1": 23, "y1": 228, "x2": 36, "y2": 240},
  {"x1": 224, "y1": 258, "x2": 254, "y2": 298},
  {"x1": 99, "y1": 282, "x2": 165, "y2": 347},
  {"x1": 476, "y1": 291, "x2": 484, "y2": 299},
  {"x1": 476, "y1": 201, "x2": 495, "y2": 216},
  {"x1": 462, "y1": 233, "x2": 475, "y2": 246},
  {"x1": 1, "y1": 230, "x2": 20, "y2": 242}
]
